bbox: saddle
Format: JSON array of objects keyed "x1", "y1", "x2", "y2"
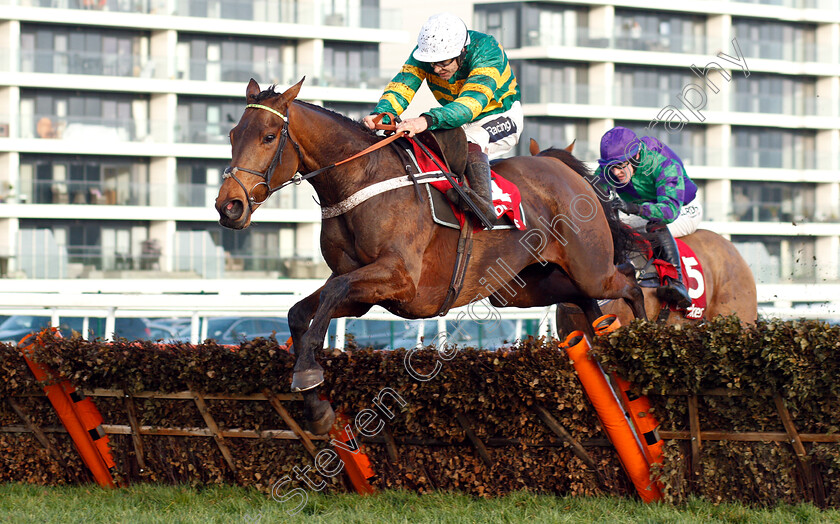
[
  {"x1": 626, "y1": 238, "x2": 708, "y2": 320},
  {"x1": 390, "y1": 129, "x2": 526, "y2": 231}
]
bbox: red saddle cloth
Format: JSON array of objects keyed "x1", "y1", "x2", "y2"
[
  {"x1": 408, "y1": 138, "x2": 526, "y2": 231},
  {"x1": 653, "y1": 238, "x2": 708, "y2": 319}
]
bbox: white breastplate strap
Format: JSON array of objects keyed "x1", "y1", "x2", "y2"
[{"x1": 321, "y1": 171, "x2": 446, "y2": 219}]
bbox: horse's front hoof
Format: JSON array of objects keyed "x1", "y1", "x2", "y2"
[
  {"x1": 308, "y1": 400, "x2": 336, "y2": 435},
  {"x1": 291, "y1": 368, "x2": 324, "y2": 392}
]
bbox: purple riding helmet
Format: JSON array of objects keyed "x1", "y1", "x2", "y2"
[{"x1": 597, "y1": 126, "x2": 642, "y2": 168}]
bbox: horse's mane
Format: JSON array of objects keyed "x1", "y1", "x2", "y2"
[
  {"x1": 535, "y1": 147, "x2": 645, "y2": 264},
  {"x1": 255, "y1": 86, "x2": 377, "y2": 136}
]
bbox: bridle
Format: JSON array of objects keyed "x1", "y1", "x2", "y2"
[
  {"x1": 223, "y1": 103, "x2": 303, "y2": 214},
  {"x1": 223, "y1": 104, "x2": 411, "y2": 216}
]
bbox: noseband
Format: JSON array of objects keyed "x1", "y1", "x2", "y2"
[{"x1": 223, "y1": 103, "x2": 302, "y2": 213}]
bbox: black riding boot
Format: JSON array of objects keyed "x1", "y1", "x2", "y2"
[
  {"x1": 464, "y1": 146, "x2": 497, "y2": 223},
  {"x1": 648, "y1": 223, "x2": 693, "y2": 309}
]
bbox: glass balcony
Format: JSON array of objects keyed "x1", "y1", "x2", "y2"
[
  {"x1": 732, "y1": 0, "x2": 840, "y2": 9},
  {"x1": 20, "y1": 114, "x2": 165, "y2": 143},
  {"x1": 572, "y1": 28, "x2": 710, "y2": 55},
  {"x1": 731, "y1": 148, "x2": 828, "y2": 170},
  {"x1": 179, "y1": 58, "x2": 392, "y2": 89},
  {"x1": 176, "y1": 121, "x2": 230, "y2": 145},
  {"x1": 735, "y1": 39, "x2": 820, "y2": 63},
  {"x1": 170, "y1": 0, "x2": 400, "y2": 28},
  {"x1": 730, "y1": 200, "x2": 817, "y2": 223},
  {"x1": 19, "y1": 50, "x2": 164, "y2": 79},
  {"x1": 613, "y1": 86, "x2": 692, "y2": 109},
  {"x1": 4, "y1": 0, "x2": 401, "y2": 27},
  {"x1": 11, "y1": 0, "x2": 164, "y2": 13},
  {"x1": 521, "y1": 84, "x2": 601, "y2": 105},
  {"x1": 176, "y1": 182, "x2": 318, "y2": 210},
  {"x1": 731, "y1": 93, "x2": 836, "y2": 116},
  {"x1": 22, "y1": 179, "x2": 156, "y2": 206}
]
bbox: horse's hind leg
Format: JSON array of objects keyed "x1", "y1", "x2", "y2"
[{"x1": 572, "y1": 266, "x2": 646, "y2": 322}]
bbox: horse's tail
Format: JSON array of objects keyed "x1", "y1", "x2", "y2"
[{"x1": 535, "y1": 147, "x2": 644, "y2": 264}]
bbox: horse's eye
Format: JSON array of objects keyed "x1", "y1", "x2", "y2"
[{"x1": 264, "y1": 134, "x2": 276, "y2": 144}]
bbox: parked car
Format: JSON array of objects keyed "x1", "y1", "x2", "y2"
[
  {"x1": 147, "y1": 321, "x2": 191, "y2": 343},
  {"x1": 0, "y1": 315, "x2": 151, "y2": 345},
  {"x1": 202, "y1": 316, "x2": 291, "y2": 345}
]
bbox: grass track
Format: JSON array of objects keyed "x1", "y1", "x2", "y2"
[{"x1": 1, "y1": 484, "x2": 839, "y2": 524}]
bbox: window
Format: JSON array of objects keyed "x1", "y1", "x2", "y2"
[
  {"x1": 731, "y1": 127, "x2": 816, "y2": 169},
  {"x1": 178, "y1": 222, "x2": 287, "y2": 273},
  {"x1": 20, "y1": 24, "x2": 148, "y2": 76},
  {"x1": 732, "y1": 235, "x2": 816, "y2": 283},
  {"x1": 177, "y1": 96, "x2": 240, "y2": 144},
  {"x1": 615, "y1": 10, "x2": 706, "y2": 54},
  {"x1": 21, "y1": 219, "x2": 152, "y2": 273},
  {"x1": 178, "y1": 35, "x2": 291, "y2": 84},
  {"x1": 614, "y1": 121, "x2": 706, "y2": 166},
  {"x1": 731, "y1": 182, "x2": 816, "y2": 223},
  {"x1": 732, "y1": 19, "x2": 817, "y2": 61},
  {"x1": 614, "y1": 66, "x2": 697, "y2": 109},
  {"x1": 512, "y1": 60, "x2": 589, "y2": 104},
  {"x1": 176, "y1": 159, "x2": 226, "y2": 207},
  {"x1": 323, "y1": 42, "x2": 379, "y2": 88},
  {"x1": 517, "y1": 118, "x2": 591, "y2": 158},
  {"x1": 732, "y1": 74, "x2": 817, "y2": 115},
  {"x1": 19, "y1": 155, "x2": 150, "y2": 206},
  {"x1": 20, "y1": 90, "x2": 148, "y2": 142}
]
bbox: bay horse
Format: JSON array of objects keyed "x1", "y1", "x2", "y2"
[
  {"x1": 596, "y1": 229, "x2": 758, "y2": 327},
  {"x1": 528, "y1": 140, "x2": 758, "y2": 333},
  {"x1": 216, "y1": 79, "x2": 646, "y2": 434}
]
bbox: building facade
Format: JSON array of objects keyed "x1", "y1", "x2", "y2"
[
  {"x1": 1, "y1": 0, "x2": 839, "y2": 318},
  {"x1": 0, "y1": 0, "x2": 405, "y2": 280},
  {"x1": 467, "y1": 0, "x2": 840, "y2": 316}
]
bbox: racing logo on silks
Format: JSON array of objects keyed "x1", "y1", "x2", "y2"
[{"x1": 482, "y1": 116, "x2": 517, "y2": 143}]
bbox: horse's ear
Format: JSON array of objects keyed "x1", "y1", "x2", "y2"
[
  {"x1": 529, "y1": 138, "x2": 540, "y2": 156},
  {"x1": 280, "y1": 77, "x2": 306, "y2": 104},
  {"x1": 564, "y1": 139, "x2": 576, "y2": 153},
  {"x1": 246, "y1": 78, "x2": 261, "y2": 103}
]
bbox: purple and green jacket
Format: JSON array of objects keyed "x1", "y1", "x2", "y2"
[{"x1": 594, "y1": 137, "x2": 697, "y2": 223}]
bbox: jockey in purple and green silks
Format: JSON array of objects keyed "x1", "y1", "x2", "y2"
[
  {"x1": 594, "y1": 126, "x2": 703, "y2": 310},
  {"x1": 363, "y1": 12, "x2": 523, "y2": 226}
]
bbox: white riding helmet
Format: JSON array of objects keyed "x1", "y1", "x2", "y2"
[{"x1": 412, "y1": 12, "x2": 471, "y2": 63}]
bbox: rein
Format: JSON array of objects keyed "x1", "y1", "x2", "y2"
[{"x1": 224, "y1": 106, "x2": 405, "y2": 213}]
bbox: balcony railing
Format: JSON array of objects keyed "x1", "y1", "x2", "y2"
[
  {"x1": 730, "y1": 200, "x2": 817, "y2": 223},
  {"x1": 22, "y1": 179, "x2": 155, "y2": 206},
  {"x1": 19, "y1": 50, "x2": 164, "y2": 78},
  {"x1": 176, "y1": 121, "x2": 229, "y2": 145},
  {"x1": 732, "y1": 0, "x2": 840, "y2": 9},
  {"x1": 11, "y1": 0, "x2": 166, "y2": 13},
  {"x1": 175, "y1": 182, "x2": 318, "y2": 210},
  {"x1": 732, "y1": 93, "x2": 836, "y2": 117},
  {"x1": 178, "y1": 59, "x2": 390, "y2": 89},
  {"x1": 3, "y1": 0, "x2": 401, "y2": 29},
  {"x1": 734, "y1": 39, "x2": 836, "y2": 63},
  {"x1": 731, "y1": 147, "x2": 828, "y2": 170},
  {"x1": 613, "y1": 86, "x2": 695, "y2": 109},
  {"x1": 21, "y1": 114, "x2": 166, "y2": 142},
  {"x1": 524, "y1": 28, "x2": 711, "y2": 55},
  {"x1": 521, "y1": 83, "x2": 601, "y2": 105}
]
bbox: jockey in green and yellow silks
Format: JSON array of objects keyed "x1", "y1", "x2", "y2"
[{"x1": 363, "y1": 12, "x2": 523, "y2": 225}]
